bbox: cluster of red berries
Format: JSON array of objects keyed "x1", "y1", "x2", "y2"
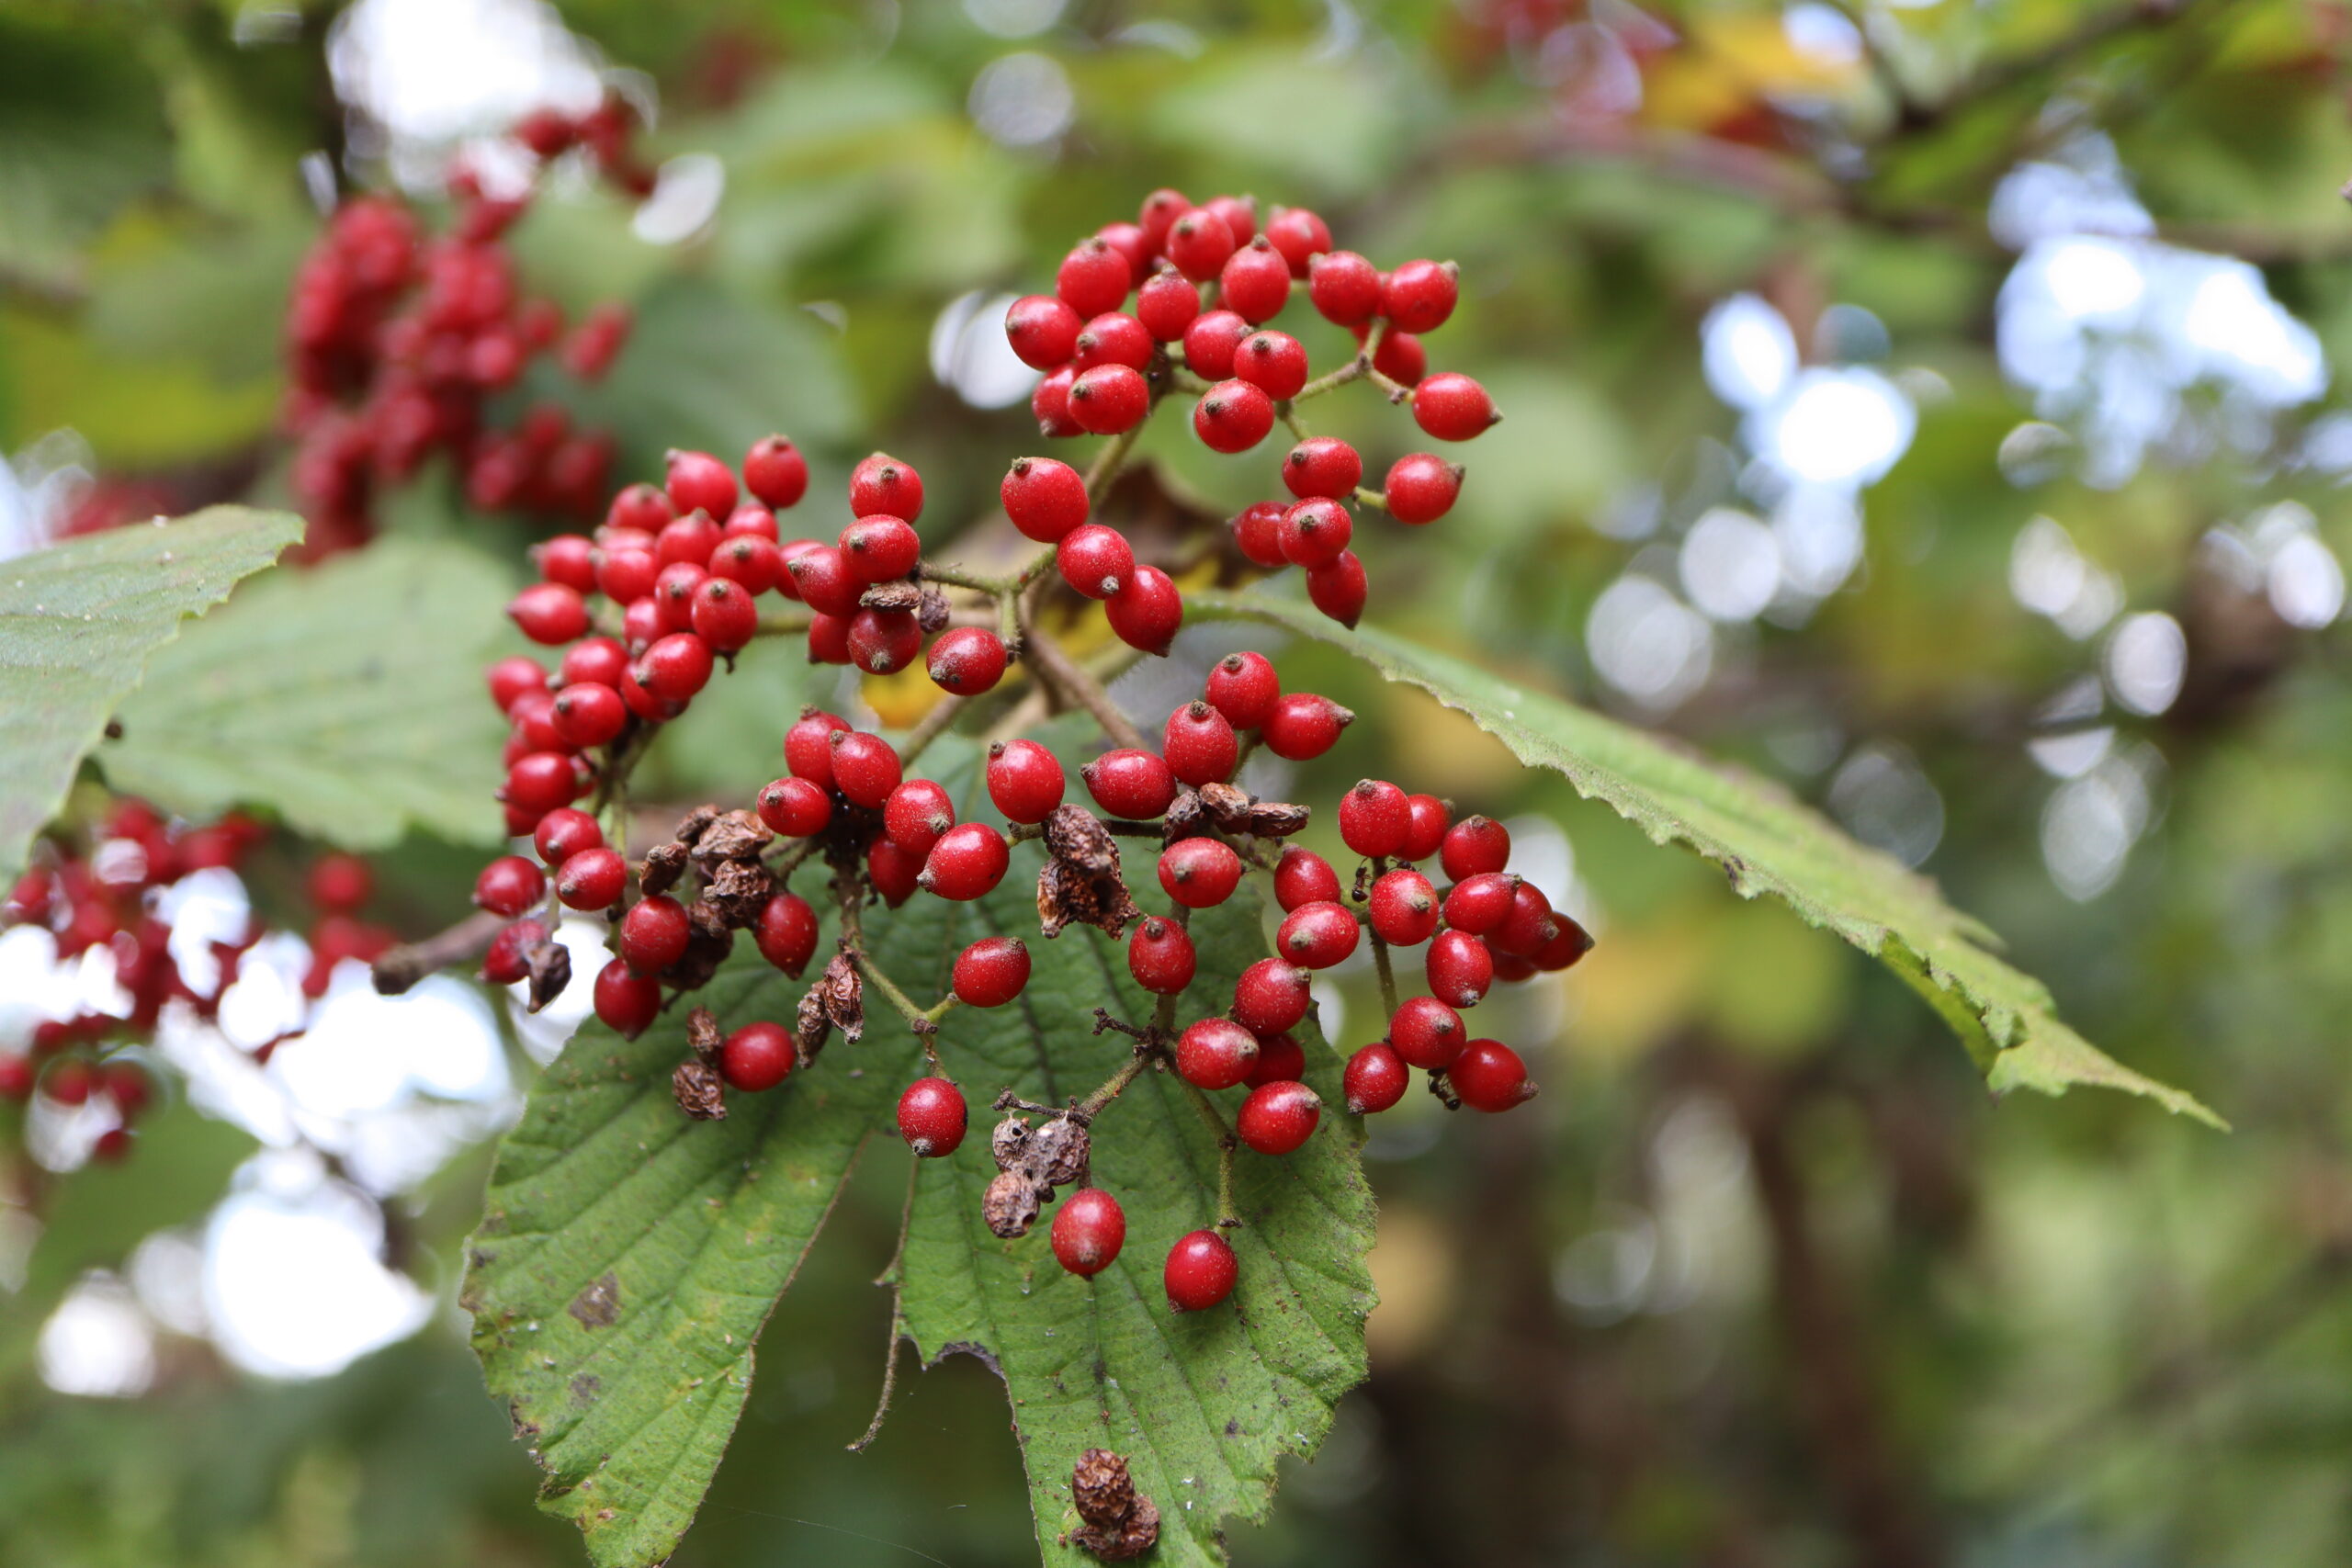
[
  {"x1": 282, "y1": 97, "x2": 652, "y2": 557},
  {"x1": 1004, "y1": 188, "x2": 1491, "y2": 628},
  {"x1": 1, "y1": 803, "x2": 395, "y2": 1162}
]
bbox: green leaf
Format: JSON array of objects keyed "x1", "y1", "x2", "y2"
[
  {"x1": 1190, "y1": 588, "x2": 2222, "y2": 1128},
  {"x1": 467, "y1": 741, "x2": 1374, "y2": 1567},
  {"x1": 102, "y1": 537, "x2": 519, "y2": 852},
  {"x1": 0, "y1": 506, "x2": 299, "y2": 883}
]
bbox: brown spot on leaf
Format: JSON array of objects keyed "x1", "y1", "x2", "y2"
[{"x1": 568, "y1": 1272, "x2": 622, "y2": 1329}]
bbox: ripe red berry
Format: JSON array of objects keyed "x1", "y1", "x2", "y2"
[
  {"x1": 1005, "y1": 293, "x2": 1084, "y2": 369},
  {"x1": 1069, "y1": 365, "x2": 1150, "y2": 434},
  {"x1": 1368, "y1": 868, "x2": 1439, "y2": 946},
  {"x1": 920, "y1": 823, "x2": 1010, "y2": 902},
  {"x1": 594, "y1": 957, "x2": 662, "y2": 1038},
  {"x1": 1383, "y1": 453, "x2": 1463, "y2": 525},
  {"x1": 884, "y1": 778, "x2": 956, "y2": 856},
  {"x1": 536, "y1": 534, "x2": 597, "y2": 592},
  {"x1": 1194, "y1": 379, "x2": 1275, "y2": 453},
  {"x1": 1339, "y1": 779, "x2": 1411, "y2": 859},
  {"x1": 1262, "y1": 206, "x2": 1330, "y2": 275},
  {"x1": 1261, "y1": 693, "x2": 1352, "y2": 760},
  {"x1": 755, "y1": 891, "x2": 820, "y2": 976},
  {"x1": 1383, "y1": 259, "x2": 1459, "y2": 334},
  {"x1": 621, "y1": 895, "x2": 692, "y2": 974},
  {"x1": 1165, "y1": 1229, "x2": 1238, "y2": 1312},
  {"x1": 1233, "y1": 957, "x2": 1313, "y2": 1036},
  {"x1": 1136, "y1": 267, "x2": 1201, "y2": 342},
  {"x1": 850, "y1": 453, "x2": 924, "y2": 522},
  {"x1": 829, "y1": 730, "x2": 904, "y2": 809},
  {"x1": 1082, "y1": 748, "x2": 1176, "y2": 819},
  {"x1": 754, "y1": 776, "x2": 828, "y2": 840},
  {"x1": 1159, "y1": 837, "x2": 1243, "y2": 908},
  {"x1": 1401, "y1": 794, "x2": 1452, "y2": 862},
  {"x1": 1056, "y1": 523, "x2": 1135, "y2": 599},
  {"x1": 1278, "y1": 498, "x2": 1352, "y2": 569},
  {"x1": 690, "y1": 577, "x2": 758, "y2": 654},
  {"x1": 1533, "y1": 916, "x2": 1595, "y2": 972},
  {"x1": 952, "y1": 938, "x2": 1031, "y2": 1008},
  {"x1": 665, "y1": 448, "x2": 739, "y2": 519},
  {"x1": 1165, "y1": 207, "x2": 1236, "y2": 280},
  {"x1": 987, "y1": 739, "x2": 1065, "y2": 824},
  {"x1": 868, "y1": 835, "x2": 922, "y2": 908},
  {"x1": 308, "y1": 852, "x2": 373, "y2": 913},
  {"x1": 1176, "y1": 1017, "x2": 1260, "y2": 1090},
  {"x1": 1450, "y1": 1038, "x2": 1536, "y2": 1111},
  {"x1": 1272, "y1": 845, "x2": 1340, "y2": 912},
  {"x1": 847, "y1": 607, "x2": 922, "y2": 675},
  {"x1": 43, "y1": 1057, "x2": 94, "y2": 1106},
  {"x1": 1073, "y1": 311, "x2": 1153, "y2": 372},
  {"x1": 653, "y1": 562, "x2": 710, "y2": 634},
  {"x1": 1233, "y1": 331, "x2": 1308, "y2": 400},
  {"x1": 474, "y1": 855, "x2": 546, "y2": 917},
  {"x1": 1492, "y1": 883, "x2": 1560, "y2": 958},
  {"x1": 1205, "y1": 193, "x2": 1256, "y2": 244},
  {"x1": 1442, "y1": 872, "x2": 1518, "y2": 935},
  {"x1": 511, "y1": 690, "x2": 567, "y2": 755},
  {"x1": 897, "y1": 1077, "x2": 968, "y2": 1156},
  {"x1": 596, "y1": 545, "x2": 659, "y2": 606},
  {"x1": 1106, "y1": 565, "x2": 1183, "y2": 656},
  {"x1": 0, "y1": 1055, "x2": 30, "y2": 1102},
  {"x1": 1128, "y1": 916, "x2": 1198, "y2": 995},
  {"x1": 606, "y1": 481, "x2": 674, "y2": 536},
  {"x1": 721, "y1": 1022, "x2": 797, "y2": 1091},
  {"x1": 504, "y1": 751, "x2": 586, "y2": 816},
  {"x1": 1344, "y1": 1042, "x2": 1409, "y2": 1114},
  {"x1": 1182, "y1": 310, "x2": 1252, "y2": 379},
  {"x1": 561, "y1": 637, "x2": 629, "y2": 691},
  {"x1": 1279, "y1": 900, "x2": 1361, "y2": 969},
  {"x1": 1138, "y1": 187, "x2": 1189, "y2": 250},
  {"x1": 1057, "y1": 237, "x2": 1132, "y2": 319},
  {"x1": 927, "y1": 626, "x2": 1010, "y2": 695},
  {"x1": 840, "y1": 514, "x2": 922, "y2": 583},
  {"x1": 1307, "y1": 250, "x2": 1382, "y2": 326},
  {"x1": 1306, "y1": 551, "x2": 1367, "y2": 628},
  {"x1": 534, "y1": 807, "x2": 603, "y2": 867},
  {"x1": 708, "y1": 534, "x2": 783, "y2": 594},
  {"x1": 1001, "y1": 457, "x2": 1090, "y2": 543},
  {"x1": 1205, "y1": 651, "x2": 1280, "y2": 731},
  {"x1": 557, "y1": 847, "x2": 628, "y2": 910},
  {"x1": 1095, "y1": 219, "x2": 1147, "y2": 278},
  {"x1": 744, "y1": 434, "x2": 810, "y2": 509},
  {"x1": 508, "y1": 582, "x2": 589, "y2": 646},
  {"x1": 1230, "y1": 500, "x2": 1290, "y2": 570},
  {"x1": 724, "y1": 502, "x2": 780, "y2": 539},
  {"x1": 1441, "y1": 815, "x2": 1511, "y2": 881},
  {"x1": 1220, "y1": 237, "x2": 1292, "y2": 322},
  {"x1": 1374, "y1": 323, "x2": 1426, "y2": 384},
  {"x1": 1426, "y1": 929, "x2": 1495, "y2": 1008},
  {"x1": 785, "y1": 708, "x2": 852, "y2": 785},
  {"x1": 1412, "y1": 372, "x2": 1499, "y2": 441},
  {"x1": 1493, "y1": 951, "x2": 1540, "y2": 985},
  {"x1": 658, "y1": 512, "x2": 724, "y2": 569},
  {"x1": 637, "y1": 632, "x2": 716, "y2": 703},
  {"x1": 1238, "y1": 1079, "x2": 1321, "y2": 1155},
  {"x1": 486, "y1": 656, "x2": 548, "y2": 715},
  {"x1": 1388, "y1": 995, "x2": 1465, "y2": 1069},
  {"x1": 1162, "y1": 700, "x2": 1238, "y2": 786},
  {"x1": 1053, "y1": 1187, "x2": 1127, "y2": 1277},
  {"x1": 1283, "y1": 437, "x2": 1363, "y2": 502},
  {"x1": 1245, "y1": 1032, "x2": 1306, "y2": 1088},
  {"x1": 484, "y1": 917, "x2": 546, "y2": 985},
  {"x1": 1033, "y1": 365, "x2": 1081, "y2": 437}
]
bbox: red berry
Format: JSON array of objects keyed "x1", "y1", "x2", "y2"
[
  {"x1": 503, "y1": 752, "x2": 584, "y2": 816},
  {"x1": 1001, "y1": 457, "x2": 1090, "y2": 543},
  {"x1": 1106, "y1": 565, "x2": 1183, "y2": 656},
  {"x1": 1069, "y1": 365, "x2": 1149, "y2": 434},
  {"x1": 1490, "y1": 883, "x2": 1558, "y2": 958},
  {"x1": 1306, "y1": 551, "x2": 1367, "y2": 628},
  {"x1": 654, "y1": 562, "x2": 709, "y2": 633},
  {"x1": 785, "y1": 708, "x2": 853, "y2": 784},
  {"x1": 884, "y1": 778, "x2": 956, "y2": 855},
  {"x1": 869, "y1": 835, "x2": 922, "y2": 908},
  {"x1": 606, "y1": 482, "x2": 674, "y2": 536},
  {"x1": 474, "y1": 855, "x2": 546, "y2": 917},
  {"x1": 1412, "y1": 372, "x2": 1499, "y2": 441},
  {"x1": 1219, "y1": 237, "x2": 1292, "y2": 323},
  {"x1": 690, "y1": 578, "x2": 758, "y2": 654},
  {"x1": 1159, "y1": 837, "x2": 1243, "y2": 908},
  {"x1": 841, "y1": 514, "x2": 922, "y2": 583},
  {"x1": 1137, "y1": 187, "x2": 1189, "y2": 252},
  {"x1": 1279, "y1": 900, "x2": 1361, "y2": 969},
  {"x1": 829, "y1": 730, "x2": 904, "y2": 809},
  {"x1": 1283, "y1": 437, "x2": 1363, "y2": 502},
  {"x1": 1234, "y1": 331, "x2": 1308, "y2": 400},
  {"x1": 1441, "y1": 815, "x2": 1511, "y2": 881},
  {"x1": 508, "y1": 582, "x2": 589, "y2": 646},
  {"x1": 1230, "y1": 501, "x2": 1290, "y2": 570},
  {"x1": 1073, "y1": 311, "x2": 1153, "y2": 373},
  {"x1": 1033, "y1": 366, "x2": 1081, "y2": 437},
  {"x1": 1205, "y1": 651, "x2": 1280, "y2": 730},
  {"x1": 1533, "y1": 916, "x2": 1595, "y2": 972},
  {"x1": 1194, "y1": 379, "x2": 1275, "y2": 453},
  {"x1": 1136, "y1": 267, "x2": 1201, "y2": 342},
  {"x1": 1245, "y1": 1032, "x2": 1306, "y2": 1088},
  {"x1": 1262, "y1": 206, "x2": 1330, "y2": 275},
  {"x1": 1165, "y1": 1229, "x2": 1238, "y2": 1312},
  {"x1": 638, "y1": 632, "x2": 716, "y2": 703},
  {"x1": 307, "y1": 853, "x2": 373, "y2": 913},
  {"x1": 1493, "y1": 951, "x2": 1541, "y2": 985},
  {"x1": 486, "y1": 656, "x2": 548, "y2": 714},
  {"x1": 665, "y1": 448, "x2": 739, "y2": 519},
  {"x1": 1368, "y1": 868, "x2": 1439, "y2": 946},
  {"x1": 1205, "y1": 193, "x2": 1256, "y2": 244},
  {"x1": 1128, "y1": 916, "x2": 1198, "y2": 995},
  {"x1": 1383, "y1": 454, "x2": 1463, "y2": 525},
  {"x1": 850, "y1": 453, "x2": 924, "y2": 522},
  {"x1": 658, "y1": 512, "x2": 725, "y2": 569},
  {"x1": 1401, "y1": 794, "x2": 1452, "y2": 862},
  {"x1": 1233, "y1": 957, "x2": 1313, "y2": 1036},
  {"x1": 1383, "y1": 259, "x2": 1459, "y2": 334},
  {"x1": 1005, "y1": 293, "x2": 1084, "y2": 369},
  {"x1": 1176, "y1": 1017, "x2": 1260, "y2": 1090},
  {"x1": 1056, "y1": 524, "x2": 1135, "y2": 600},
  {"x1": 1307, "y1": 250, "x2": 1382, "y2": 326},
  {"x1": 1370, "y1": 325, "x2": 1421, "y2": 386},
  {"x1": 1339, "y1": 779, "x2": 1412, "y2": 859},
  {"x1": 1053, "y1": 1187, "x2": 1127, "y2": 1277},
  {"x1": 1344, "y1": 1042, "x2": 1409, "y2": 1114},
  {"x1": 0, "y1": 1055, "x2": 30, "y2": 1101},
  {"x1": 847, "y1": 607, "x2": 922, "y2": 675},
  {"x1": 921, "y1": 626, "x2": 1004, "y2": 696},
  {"x1": 484, "y1": 919, "x2": 547, "y2": 986},
  {"x1": 807, "y1": 616, "x2": 853, "y2": 665},
  {"x1": 594, "y1": 957, "x2": 662, "y2": 1038},
  {"x1": 987, "y1": 739, "x2": 1066, "y2": 824},
  {"x1": 744, "y1": 434, "x2": 810, "y2": 509},
  {"x1": 511, "y1": 690, "x2": 566, "y2": 755},
  {"x1": 1165, "y1": 207, "x2": 1236, "y2": 281},
  {"x1": 561, "y1": 637, "x2": 630, "y2": 689},
  {"x1": 708, "y1": 534, "x2": 783, "y2": 595},
  {"x1": 787, "y1": 544, "x2": 863, "y2": 616},
  {"x1": 897, "y1": 1076, "x2": 968, "y2": 1156},
  {"x1": 1273, "y1": 845, "x2": 1340, "y2": 912},
  {"x1": 1083, "y1": 748, "x2": 1176, "y2": 819},
  {"x1": 953, "y1": 938, "x2": 1031, "y2": 1007},
  {"x1": 534, "y1": 807, "x2": 603, "y2": 866},
  {"x1": 44, "y1": 1058, "x2": 95, "y2": 1106},
  {"x1": 597, "y1": 545, "x2": 659, "y2": 607},
  {"x1": 1388, "y1": 996, "x2": 1465, "y2": 1069},
  {"x1": 920, "y1": 823, "x2": 1010, "y2": 901},
  {"x1": 1450, "y1": 1038, "x2": 1535, "y2": 1111},
  {"x1": 1162, "y1": 700, "x2": 1238, "y2": 786},
  {"x1": 1238, "y1": 1079, "x2": 1320, "y2": 1155},
  {"x1": 1182, "y1": 309, "x2": 1252, "y2": 379},
  {"x1": 535, "y1": 534, "x2": 597, "y2": 592},
  {"x1": 1261, "y1": 693, "x2": 1352, "y2": 760},
  {"x1": 104, "y1": 1063, "x2": 150, "y2": 1119},
  {"x1": 759, "y1": 775, "x2": 832, "y2": 837},
  {"x1": 1426, "y1": 929, "x2": 1495, "y2": 1008},
  {"x1": 620, "y1": 895, "x2": 691, "y2": 974},
  {"x1": 557, "y1": 847, "x2": 628, "y2": 910},
  {"x1": 1096, "y1": 220, "x2": 1150, "y2": 280},
  {"x1": 755, "y1": 892, "x2": 820, "y2": 976},
  {"x1": 1278, "y1": 498, "x2": 1352, "y2": 569},
  {"x1": 721, "y1": 1021, "x2": 797, "y2": 1091},
  {"x1": 1057, "y1": 237, "x2": 1131, "y2": 319},
  {"x1": 1442, "y1": 872, "x2": 1518, "y2": 935}
]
